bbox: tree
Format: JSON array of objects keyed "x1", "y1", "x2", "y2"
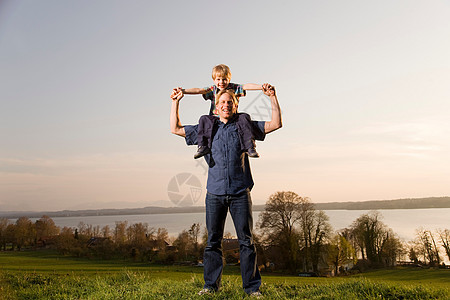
[
  {"x1": 56, "y1": 226, "x2": 75, "y2": 255},
  {"x1": 303, "y1": 210, "x2": 333, "y2": 273},
  {"x1": 258, "y1": 191, "x2": 304, "y2": 272},
  {"x1": 328, "y1": 233, "x2": 356, "y2": 275},
  {"x1": 350, "y1": 211, "x2": 387, "y2": 266},
  {"x1": 102, "y1": 225, "x2": 111, "y2": 238},
  {"x1": 127, "y1": 222, "x2": 150, "y2": 249},
  {"x1": 0, "y1": 218, "x2": 11, "y2": 250},
  {"x1": 5, "y1": 224, "x2": 16, "y2": 250},
  {"x1": 14, "y1": 217, "x2": 35, "y2": 250},
  {"x1": 414, "y1": 228, "x2": 441, "y2": 266},
  {"x1": 114, "y1": 221, "x2": 128, "y2": 245},
  {"x1": 438, "y1": 229, "x2": 450, "y2": 261},
  {"x1": 35, "y1": 215, "x2": 59, "y2": 240},
  {"x1": 188, "y1": 223, "x2": 201, "y2": 256},
  {"x1": 408, "y1": 246, "x2": 419, "y2": 263},
  {"x1": 173, "y1": 230, "x2": 191, "y2": 260},
  {"x1": 380, "y1": 229, "x2": 404, "y2": 267}
]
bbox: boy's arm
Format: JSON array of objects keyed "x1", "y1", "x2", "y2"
[
  {"x1": 262, "y1": 83, "x2": 282, "y2": 134},
  {"x1": 242, "y1": 83, "x2": 263, "y2": 90},
  {"x1": 170, "y1": 88, "x2": 186, "y2": 137},
  {"x1": 182, "y1": 87, "x2": 210, "y2": 95}
]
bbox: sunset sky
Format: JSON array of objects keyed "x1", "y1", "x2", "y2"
[{"x1": 1, "y1": 1, "x2": 450, "y2": 211}]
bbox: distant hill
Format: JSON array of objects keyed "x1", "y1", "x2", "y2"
[
  {"x1": 1, "y1": 197, "x2": 449, "y2": 219},
  {"x1": 312, "y1": 197, "x2": 450, "y2": 210},
  {"x1": 253, "y1": 196, "x2": 450, "y2": 211}
]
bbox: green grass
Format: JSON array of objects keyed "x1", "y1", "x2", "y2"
[{"x1": 1, "y1": 251, "x2": 449, "y2": 299}]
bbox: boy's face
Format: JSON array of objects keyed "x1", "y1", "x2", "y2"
[
  {"x1": 214, "y1": 76, "x2": 230, "y2": 90},
  {"x1": 217, "y1": 93, "x2": 237, "y2": 120}
]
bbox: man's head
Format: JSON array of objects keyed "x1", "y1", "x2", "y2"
[
  {"x1": 212, "y1": 64, "x2": 231, "y2": 90},
  {"x1": 215, "y1": 89, "x2": 238, "y2": 122}
]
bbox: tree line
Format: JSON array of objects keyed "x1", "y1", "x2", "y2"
[
  {"x1": 256, "y1": 191, "x2": 449, "y2": 275},
  {"x1": 1, "y1": 191, "x2": 449, "y2": 275}
]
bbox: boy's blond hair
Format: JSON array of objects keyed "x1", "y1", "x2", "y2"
[
  {"x1": 215, "y1": 89, "x2": 239, "y2": 107},
  {"x1": 212, "y1": 64, "x2": 232, "y2": 80}
]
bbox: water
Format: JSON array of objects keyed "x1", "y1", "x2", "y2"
[{"x1": 13, "y1": 208, "x2": 450, "y2": 241}]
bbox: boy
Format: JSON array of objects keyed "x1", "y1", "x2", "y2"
[{"x1": 182, "y1": 64, "x2": 263, "y2": 159}]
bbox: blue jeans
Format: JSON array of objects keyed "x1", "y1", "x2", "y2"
[{"x1": 203, "y1": 190, "x2": 261, "y2": 294}]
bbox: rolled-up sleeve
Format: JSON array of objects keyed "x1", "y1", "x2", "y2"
[
  {"x1": 252, "y1": 121, "x2": 266, "y2": 141},
  {"x1": 202, "y1": 86, "x2": 214, "y2": 101},
  {"x1": 234, "y1": 83, "x2": 246, "y2": 98},
  {"x1": 184, "y1": 124, "x2": 199, "y2": 145}
]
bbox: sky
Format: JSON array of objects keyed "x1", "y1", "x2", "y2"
[{"x1": 1, "y1": 1, "x2": 450, "y2": 212}]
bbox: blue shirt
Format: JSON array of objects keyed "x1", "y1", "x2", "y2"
[{"x1": 184, "y1": 116, "x2": 266, "y2": 195}]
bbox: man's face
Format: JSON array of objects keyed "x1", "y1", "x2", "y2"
[
  {"x1": 217, "y1": 93, "x2": 237, "y2": 120},
  {"x1": 214, "y1": 76, "x2": 230, "y2": 90}
]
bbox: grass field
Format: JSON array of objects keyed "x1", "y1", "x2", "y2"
[{"x1": 1, "y1": 250, "x2": 449, "y2": 299}]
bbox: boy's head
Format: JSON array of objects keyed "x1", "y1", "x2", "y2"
[{"x1": 212, "y1": 64, "x2": 231, "y2": 90}]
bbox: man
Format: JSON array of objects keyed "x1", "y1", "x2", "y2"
[{"x1": 169, "y1": 83, "x2": 282, "y2": 296}]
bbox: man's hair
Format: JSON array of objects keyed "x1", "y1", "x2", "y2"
[
  {"x1": 215, "y1": 89, "x2": 239, "y2": 107},
  {"x1": 212, "y1": 64, "x2": 232, "y2": 80}
]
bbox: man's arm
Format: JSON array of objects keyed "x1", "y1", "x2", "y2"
[
  {"x1": 182, "y1": 87, "x2": 210, "y2": 95},
  {"x1": 242, "y1": 83, "x2": 263, "y2": 90},
  {"x1": 170, "y1": 88, "x2": 186, "y2": 137},
  {"x1": 262, "y1": 83, "x2": 282, "y2": 134}
]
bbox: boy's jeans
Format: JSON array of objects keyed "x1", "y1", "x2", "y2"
[{"x1": 203, "y1": 190, "x2": 261, "y2": 294}]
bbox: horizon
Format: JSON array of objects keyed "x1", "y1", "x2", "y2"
[
  {"x1": 1, "y1": 195, "x2": 448, "y2": 214},
  {"x1": 1, "y1": 1, "x2": 450, "y2": 212}
]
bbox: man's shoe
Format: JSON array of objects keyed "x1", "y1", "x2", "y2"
[
  {"x1": 198, "y1": 288, "x2": 214, "y2": 295},
  {"x1": 247, "y1": 148, "x2": 259, "y2": 158},
  {"x1": 249, "y1": 290, "x2": 263, "y2": 298},
  {"x1": 194, "y1": 146, "x2": 211, "y2": 159}
]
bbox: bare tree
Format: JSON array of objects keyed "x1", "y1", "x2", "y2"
[
  {"x1": 414, "y1": 228, "x2": 441, "y2": 266},
  {"x1": 438, "y1": 229, "x2": 450, "y2": 261}
]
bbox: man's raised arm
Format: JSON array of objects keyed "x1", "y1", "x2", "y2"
[
  {"x1": 170, "y1": 88, "x2": 186, "y2": 137},
  {"x1": 262, "y1": 83, "x2": 282, "y2": 134}
]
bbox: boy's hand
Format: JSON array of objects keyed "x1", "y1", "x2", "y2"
[
  {"x1": 171, "y1": 87, "x2": 184, "y2": 101},
  {"x1": 262, "y1": 83, "x2": 276, "y2": 97}
]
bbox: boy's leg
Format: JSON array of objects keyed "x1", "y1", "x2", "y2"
[
  {"x1": 195, "y1": 115, "x2": 217, "y2": 159},
  {"x1": 236, "y1": 113, "x2": 259, "y2": 157},
  {"x1": 198, "y1": 115, "x2": 214, "y2": 147}
]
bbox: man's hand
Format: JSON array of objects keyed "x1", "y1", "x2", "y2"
[
  {"x1": 262, "y1": 83, "x2": 282, "y2": 134},
  {"x1": 170, "y1": 87, "x2": 186, "y2": 137},
  {"x1": 171, "y1": 87, "x2": 184, "y2": 101},
  {"x1": 262, "y1": 83, "x2": 276, "y2": 97}
]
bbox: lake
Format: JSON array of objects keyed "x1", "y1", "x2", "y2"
[{"x1": 15, "y1": 208, "x2": 450, "y2": 242}]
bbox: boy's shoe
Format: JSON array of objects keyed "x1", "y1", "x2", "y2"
[
  {"x1": 249, "y1": 290, "x2": 263, "y2": 298},
  {"x1": 194, "y1": 146, "x2": 211, "y2": 159},
  {"x1": 197, "y1": 288, "x2": 214, "y2": 295},
  {"x1": 247, "y1": 148, "x2": 259, "y2": 158}
]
